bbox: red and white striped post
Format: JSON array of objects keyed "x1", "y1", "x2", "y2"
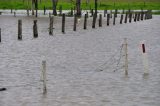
[{"x1": 141, "y1": 41, "x2": 149, "y2": 75}]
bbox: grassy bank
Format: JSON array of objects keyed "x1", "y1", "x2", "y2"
[{"x1": 0, "y1": 0, "x2": 160, "y2": 10}]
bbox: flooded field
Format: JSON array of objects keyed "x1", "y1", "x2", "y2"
[{"x1": 0, "y1": 12, "x2": 160, "y2": 106}]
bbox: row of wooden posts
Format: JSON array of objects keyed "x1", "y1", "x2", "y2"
[
  {"x1": 6, "y1": 7, "x2": 152, "y2": 18},
  {"x1": 0, "y1": 10, "x2": 152, "y2": 42}
]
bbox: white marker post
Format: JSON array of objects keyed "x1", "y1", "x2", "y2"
[
  {"x1": 141, "y1": 41, "x2": 149, "y2": 75},
  {"x1": 124, "y1": 38, "x2": 128, "y2": 75},
  {"x1": 42, "y1": 60, "x2": 47, "y2": 94}
]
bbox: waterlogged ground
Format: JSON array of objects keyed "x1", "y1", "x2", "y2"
[{"x1": 0, "y1": 12, "x2": 160, "y2": 106}]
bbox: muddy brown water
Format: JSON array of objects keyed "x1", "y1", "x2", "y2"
[{"x1": 0, "y1": 14, "x2": 160, "y2": 106}]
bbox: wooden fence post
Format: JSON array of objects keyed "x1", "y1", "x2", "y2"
[
  {"x1": 124, "y1": 12, "x2": 128, "y2": 23},
  {"x1": 71, "y1": 7, "x2": 73, "y2": 16},
  {"x1": 49, "y1": 12, "x2": 51, "y2": 18},
  {"x1": 59, "y1": 5, "x2": 62, "y2": 16},
  {"x1": 84, "y1": 14, "x2": 87, "y2": 29},
  {"x1": 62, "y1": 13, "x2": 65, "y2": 33},
  {"x1": 86, "y1": 11, "x2": 88, "y2": 18},
  {"x1": 137, "y1": 12, "x2": 140, "y2": 21},
  {"x1": 107, "y1": 14, "x2": 110, "y2": 26},
  {"x1": 104, "y1": 10, "x2": 107, "y2": 17},
  {"x1": 134, "y1": 13, "x2": 137, "y2": 22},
  {"x1": 11, "y1": 8, "x2": 13, "y2": 14},
  {"x1": 110, "y1": 10, "x2": 112, "y2": 18},
  {"x1": 18, "y1": 20, "x2": 22, "y2": 40},
  {"x1": 129, "y1": 13, "x2": 132, "y2": 23},
  {"x1": 27, "y1": 9, "x2": 29, "y2": 16},
  {"x1": 91, "y1": 9, "x2": 94, "y2": 17},
  {"x1": 73, "y1": 14, "x2": 77, "y2": 31},
  {"x1": 33, "y1": 20, "x2": 38, "y2": 38},
  {"x1": 124, "y1": 38, "x2": 128, "y2": 76},
  {"x1": 92, "y1": 13, "x2": 96, "y2": 28},
  {"x1": 49, "y1": 16, "x2": 53, "y2": 35},
  {"x1": 44, "y1": 6, "x2": 46, "y2": 15},
  {"x1": 120, "y1": 14, "x2": 123, "y2": 24},
  {"x1": 122, "y1": 9, "x2": 125, "y2": 14},
  {"x1": 14, "y1": 12, "x2": 16, "y2": 17},
  {"x1": 113, "y1": 13, "x2": 116, "y2": 25},
  {"x1": 141, "y1": 11, "x2": 144, "y2": 20},
  {"x1": 73, "y1": 6, "x2": 76, "y2": 15},
  {"x1": 35, "y1": 0, "x2": 38, "y2": 17},
  {"x1": 42, "y1": 60, "x2": 47, "y2": 94},
  {"x1": 99, "y1": 14, "x2": 102, "y2": 27},
  {"x1": 0, "y1": 28, "x2": 1, "y2": 42}
]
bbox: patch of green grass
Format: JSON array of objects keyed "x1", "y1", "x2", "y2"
[{"x1": 0, "y1": 0, "x2": 160, "y2": 10}]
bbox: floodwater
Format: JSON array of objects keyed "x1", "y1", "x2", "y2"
[{"x1": 0, "y1": 12, "x2": 160, "y2": 106}]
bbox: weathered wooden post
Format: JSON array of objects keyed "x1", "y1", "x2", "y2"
[
  {"x1": 14, "y1": 12, "x2": 16, "y2": 17},
  {"x1": 99, "y1": 14, "x2": 102, "y2": 27},
  {"x1": 59, "y1": 5, "x2": 62, "y2": 16},
  {"x1": 76, "y1": 0, "x2": 82, "y2": 17},
  {"x1": 124, "y1": 12, "x2": 128, "y2": 23},
  {"x1": 92, "y1": 13, "x2": 96, "y2": 28},
  {"x1": 49, "y1": 16, "x2": 53, "y2": 35},
  {"x1": 62, "y1": 13, "x2": 65, "y2": 33},
  {"x1": 129, "y1": 13, "x2": 132, "y2": 23},
  {"x1": 11, "y1": 8, "x2": 13, "y2": 14},
  {"x1": 104, "y1": 10, "x2": 107, "y2": 17},
  {"x1": 95, "y1": 0, "x2": 98, "y2": 17},
  {"x1": 124, "y1": 38, "x2": 128, "y2": 76},
  {"x1": 134, "y1": 13, "x2": 137, "y2": 22},
  {"x1": 128, "y1": 9, "x2": 131, "y2": 14},
  {"x1": 113, "y1": 13, "x2": 116, "y2": 25},
  {"x1": 107, "y1": 14, "x2": 110, "y2": 26},
  {"x1": 110, "y1": 10, "x2": 112, "y2": 18},
  {"x1": 42, "y1": 60, "x2": 47, "y2": 94},
  {"x1": 18, "y1": 20, "x2": 22, "y2": 40},
  {"x1": 144, "y1": 11, "x2": 147, "y2": 20},
  {"x1": 137, "y1": 12, "x2": 140, "y2": 21},
  {"x1": 84, "y1": 14, "x2": 87, "y2": 29},
  {"x1": 33, "y1": 20, "x2": 38, "y2": 38},
  {"x1": 141, "y1": 11, "x2": 144, "y2": 20},
  {"x1": 44, "y1": 6, "x2": 46, "y2": 15},
  {"x1": 91, "y1": 9, "x2": 94, "y2": 17},
  {"x1": 122, "y1": 9, "x2": 125, "y2": 14},
  {"x1": 73, "y1": 6, "x2": 76, "y2": 15},
  {"x1": 27, "y1": 9, "x2": 29, "y2": 16},
  {"x1": 149, "y1": 10, "x2": 152, "y2": 19},
  {"x1": 71, "y1": 7, "x2": 73, "y2": 16},
  {"x1": 120, "y1": 14, "x2": 123, "y2": 24},
  {"x1": 49, "y1": 12, "x2": 51, "y2": 18},
  {"x1": 73, "y1": 14, "x2": 77, "y2": 31},
  {"x1": 35, "y1": 0, "x2": 38, "y2": 17},
  {"x1": 0, "y1": 28, "x2": 1, "y2": 42},
  {"x1": 86, "y1": 11, "x2": 89, "y2": 18}
]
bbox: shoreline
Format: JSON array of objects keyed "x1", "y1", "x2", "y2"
[{"x1": 0, "y1": 10, "x2": 160, "y2": 16}]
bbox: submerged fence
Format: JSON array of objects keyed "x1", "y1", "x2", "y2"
[
  {"x1": 0, "y1": 9, "x2": 152, "y2": 92},
  {"x1": 0, "y1": 9, "x2": 153, "y2": 41}
]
